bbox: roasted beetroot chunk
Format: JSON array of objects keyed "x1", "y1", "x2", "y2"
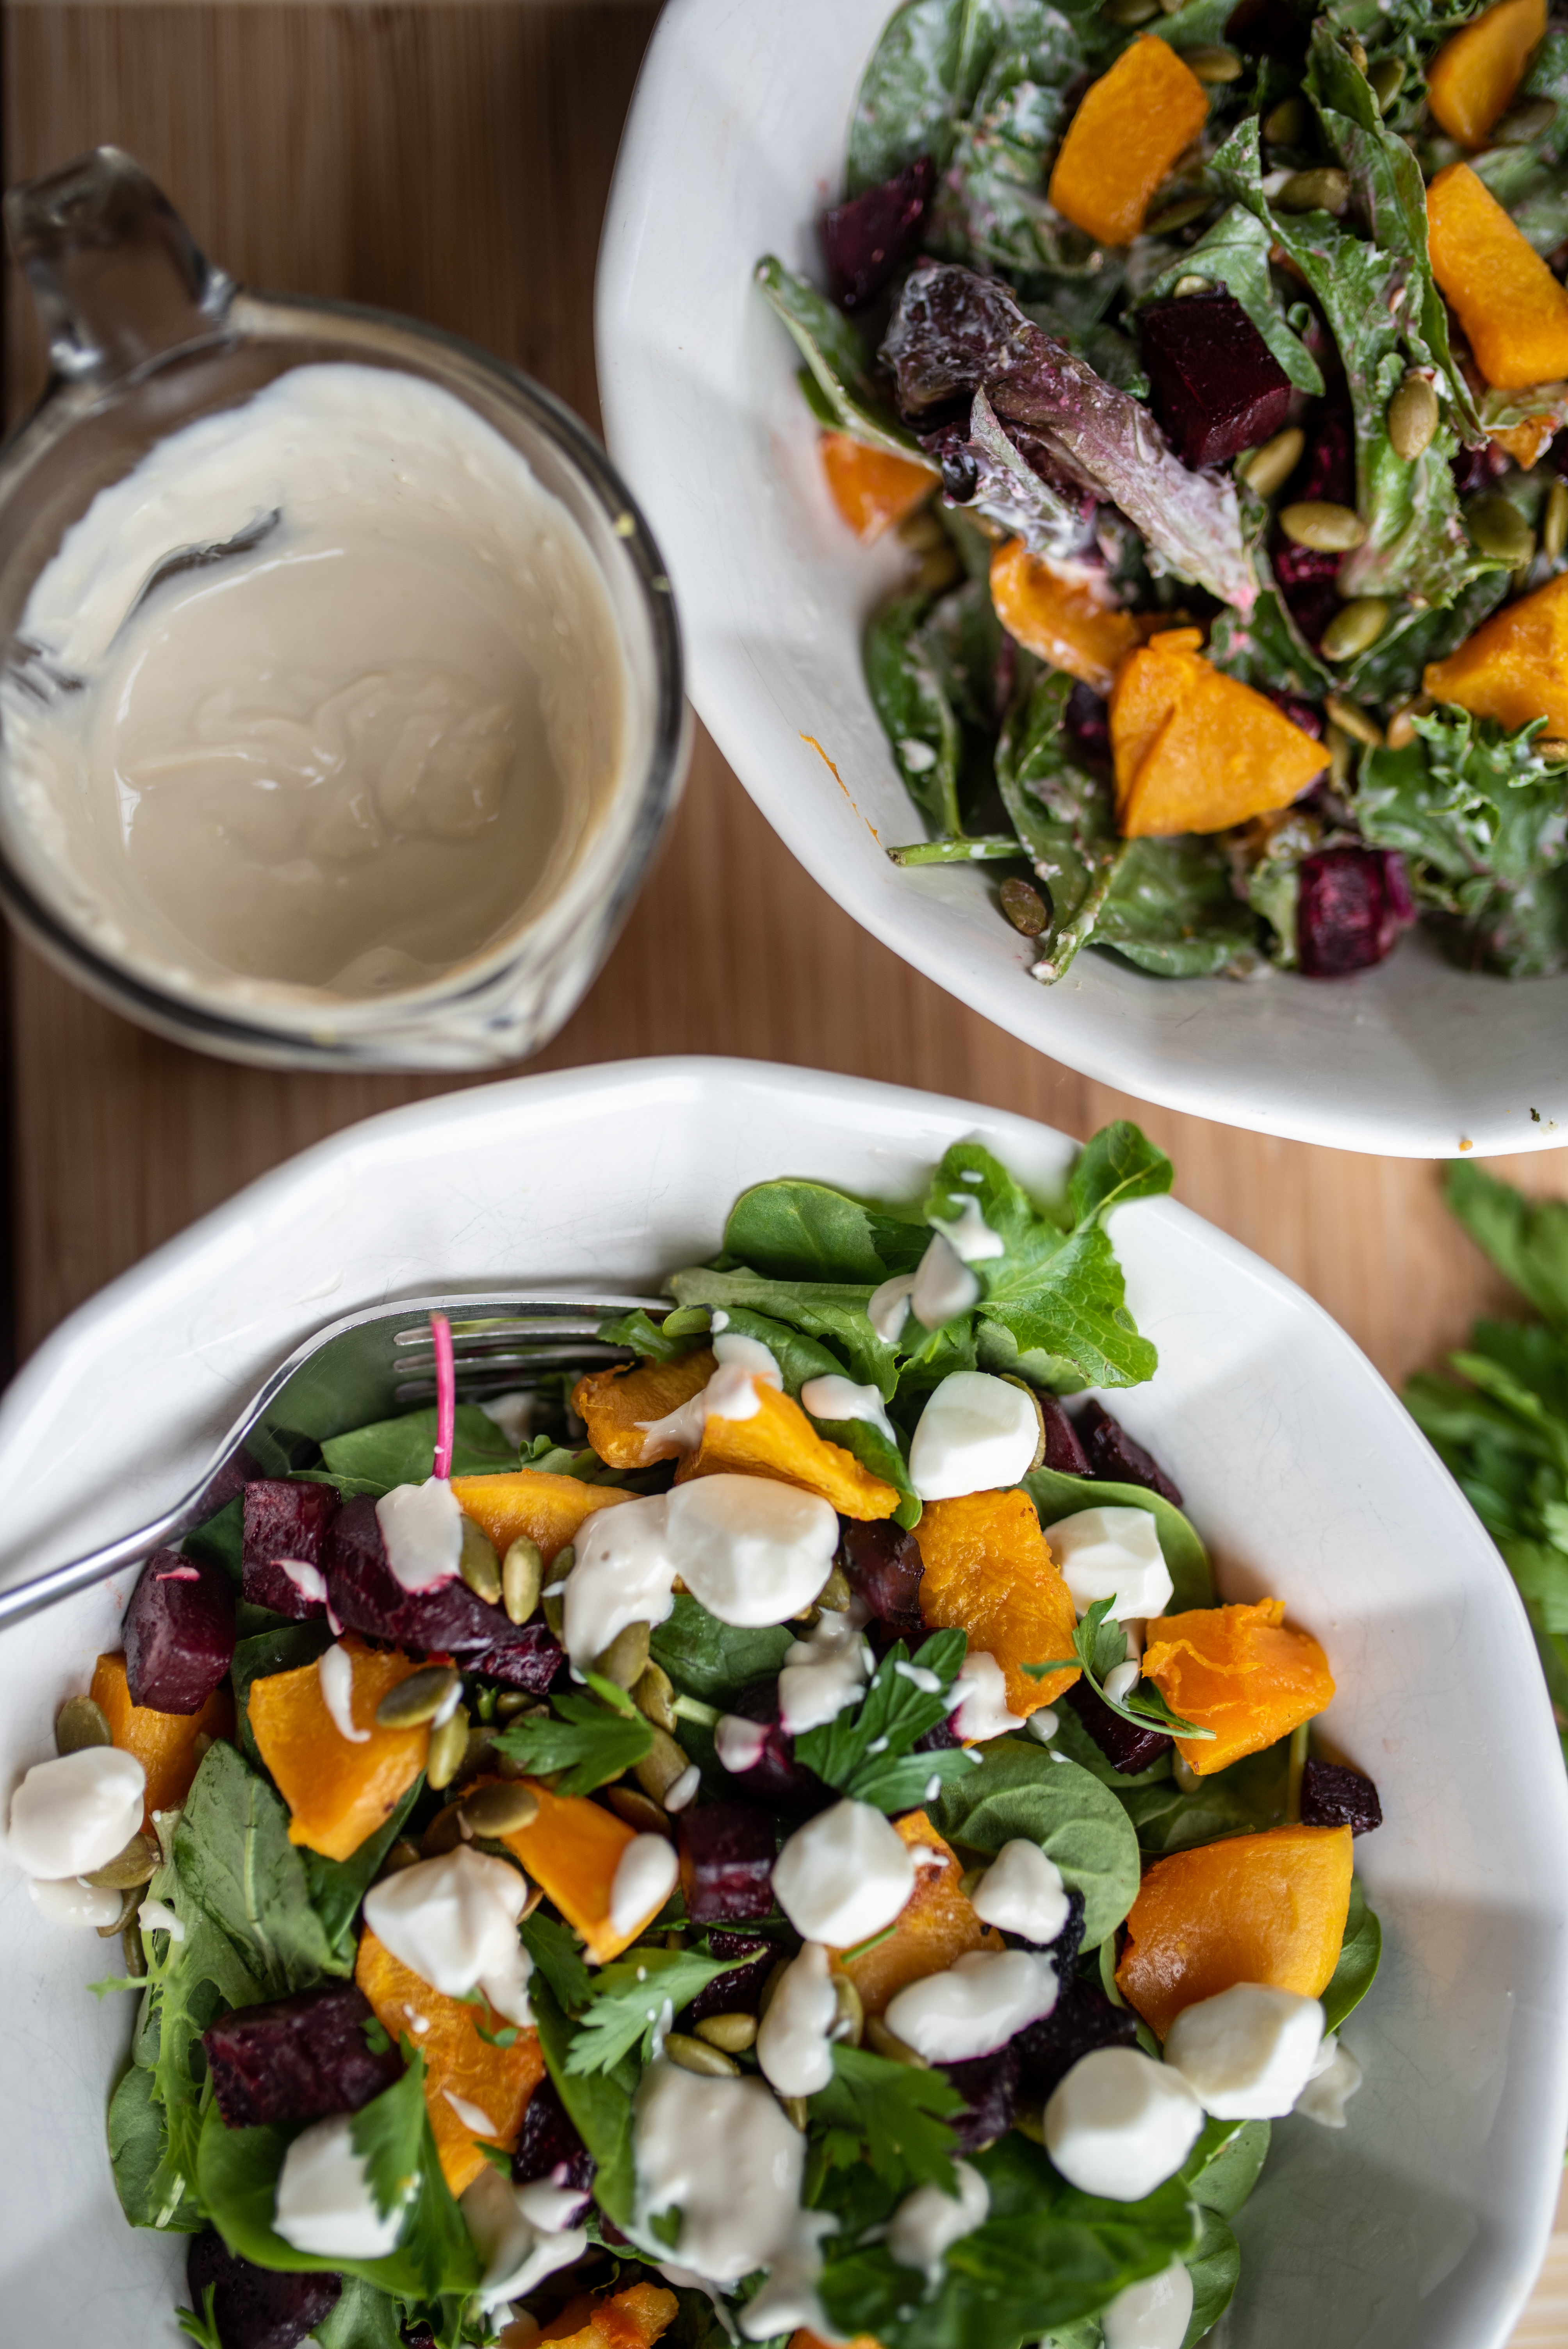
[
  {"x1": 186, "y1": 2233, "x2": 340, "y2": 2349},
  {"x1": 941, "y1": 2038, "x2": 1021, "y2": 2150},
  {"x1": 124, "y1": 1549, "x2": 236, "y2": 1714},
  {"x1": 679, "y1": 1802, "x2": 777, "y2": 1924},
  {"x1": 1064, "y1": 1674, "x2": 1172, "y2": 1775},
  {"x1": 242, "y1": 1480, "x2": 335, "y2": 1620},
  {"x1": 1027, "y1": 1887, "x2": 1087, "y2": 1970},
  {"x1": 1016, "y1": 1975, "x2": 1139, "y2": 2099},
  {"x1": 513, "y1": 2073, "x2": 596, "y2": 2192},
  {"x1": 823, "y1": 157, "x2": 934, "y2": 311},
  {"x1": 326, "y1": 1494, "x2": 557, "y2": 1665},
  {"x1": 837, "y1": 1518, "x2": 925, "y2": 1638},
  {"x1": 1039, "y1": 1392, "x2": 1092, "y2": 1477},
  {"x1": 1300, "y1": 1756, "x2": 1383, "y2": 1834},
  {"x1": 686, "y1": 1930, "x2": 773, "y2": 2022},
  {"x1": 466, "y1": 1624, "x2": 565, "y2": 1693},
  {"x1": 1076, "y1": 1400, "x2": 1183, "y2": 1507},
  {"x1": 1138, "y1": 292, "x2": 1292, "y2": 469},
  {"x1": 1298, "y1": 848, "x2": 1411, "y2": 977},
  {"x1": 202, "y1": 1982, "x2": 401, "y2": 2130},
  {"x1": 721, "y1": 1683, "x2": 827, "y2": 1808}
]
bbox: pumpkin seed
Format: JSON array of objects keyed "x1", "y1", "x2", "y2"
[
  {"x1": 376, "y1": 1664, "x2": 461, "y2": 1729},
  {"x1": 1344, "y1": 35, "x2": 1368, "y2": 69},
  {"x1": 378, "y1": 1838, "x2": 423, "y2": 1878},
  {"x1": 1143, "y1": 193, "x2": 1212, "y2": 235},
  {"x1": 632, "y1": 1659, "x2": 679, "y2": 1734},
  {"x1": 782, "y1": 2094, "x2": 811, "y2": 2130},
  {"x1": 1538, "y1": 738, "x2": 1568, "y2": 764},
  {"x1": 694, "y1": 2011, "x2": 759, "y2": 2053},
  {"x1": 1467, "y1": 493, "x2": 1535, "y2": 567},
  {"x1": 459, "y1": 1780, "x2": 540, "y2": 1838},
  {"x1": 1547, "y1": 481, "x2": 1568, "y2": 563},
  {"x1": 1182, "y1": 44, "x2": 1242, "y2": 80},
  {"x1": 1319, "y1": 597, "x2": 1389, "y2": 662},
  {"x1": 1368, "y1": 56, "x2": 1405, "y2": 111},
  {"x1": 1387, "y1": 372, "x2": 1439, "y2": 463},
  {"x1": 96, "y1": 1884, "x2": 143, "y2": 1938},
  {"x1": 1323, "y1": 693, "x2": 1384, "y2": 748},
  {"x1": 495, "y1": 1689, "x2": 533, "y2": 1719},
  {"x1": 865, "y1": 2015, "x2": 930, "y2": 2067},
  {"x1": 427, "y1": 1704, "x2": 470, "y2": 1792},
  {"x1": 1280, "y1": 499, "x2": 1366, "y2": 551},
  {"x1": 122, "y1": 1916, "x2": 147, "y2": 1978},
  {"x1": 1275, "y1": 167, "x2": 1351, "y2": 215},
  {"x1": 1491, "y1": 96, "x2": 1556, "y2": 144},
  {"x1": 542, "y1": 1591, "x2": 566, "y2": 1640},
  {"x1": 1385, "y1": 694, "x2": 1433, "y2": 751},
  {"x1": 1012, "y1": 2098, "x2": 1048, "y2": 2145},
  {"x1": 1103, "y1": 0, "x2": 1159, "y2": 21},
  {"x1": 1262, "y1": 95, "x2": 1310, "y2": 144},
  {"x1": 1001, "y1": 1375, "x2": 1048, "y2": 1473},
  {"x1": 816, "y1": 1564, "x2": 853, "y2": 1615},
  {"x1": 554, "y1": 1544, "x2": 576, "y2": 1576},
  {"x1": 758, "y1": 1958, "x2": 790, "y2": 2021},
  {"x1": 55, "y1": 1695, "x2": 112, "y2": 1755},
  {"x1": 1238, "y1": 426, "x2": 1304, "y2": 500},
  {"x1": 832, "y1": 1973, "x2": 865, "y2": 2048},
  {"x1": 1171, "y1": 273, "x2": 1212, "y2": 299},
  {"x1": 422, "y1": 1803, "x2": 467, "y2": 1857},
  {"x1": 500, "y1": 1535, "x2": 544, "y2": 1625},
  {"x1": 666, "y1": 2032, "x2": 741, "y2": 2079},
  {"x1": 458, "y1": 1518, "x2": 502, "y2": 1605},
  {"x1": 607, "y1": 1785, "x2": 671, "y2": 1835},
  {"x1": 636, "y1": 1724, "x2": 692, "y2": 1804},
  {"x1": 595, "y1": 1619, "x2": 652, "y2": 1690},
  {"x1": 83, "y1": 1830, "x2": 160, "y2": 1890}
]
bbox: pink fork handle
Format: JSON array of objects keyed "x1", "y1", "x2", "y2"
[{"x1": 431, "y1": 1311, "x2": 456, "y2": 1480}]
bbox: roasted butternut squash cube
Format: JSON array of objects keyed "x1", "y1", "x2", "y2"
[
  {"x1": 248, "y1": 1635, "x2": 429, "y2": 1861},
  {"x1": 488, "y1": 1774, "x2": 653, "y2": 1962},
  {"x1": 1428, "y1": 0, "x2": 1545, "y2": 146},
  {"x1": 1142, "y1": 1598, "x2": 1335, "y2": 1775},
  {"x1": 1109, "y1": 628, "x2": 1205, "y2": 806},
  {"x1": 677, "y1": 1379, "x2": 898, "y2": 1519},
  {"x1": 1425, "y1": 566, "x2": 1568, "y2": 735},
  {"x1": 1428, "y1": 162, "x2": 1568, "y2": 389},
  {"x1": 90, "y1": 1650, "x2": 234, "y2": 1830},
  {"x1": 820, "y1": 431, "x2": 936, "y2": 540},
  {"x1": 990, "y1": 538, "x2": 1156, "y2": 698},
  {"x1": 1489, "y1": 415, "x2": 1557, "y2": 471},
  {"x1": 1048, "y1": 36, "x2": 1211, "y2": 247},
  {"x1": 1115, "y1": 1822, "x2": 1354, "y2": 2038},
  {"x1": 449, "y1": 1469, "x2": 633, "y2": 1564},
  {"x1": 1111, "y1": 634, "x2": 1326, "y2": 836},
  {"x1": 916, "y1": 1487, "x2": 1080, "y2": 1716},
  {"x1": 836, "y1": 1811, "x2": 1001, "y2": 2015},
  {"x1": 536, "y1": 2286, "x2": 679, "y2": 2348},
  {"x1": 572, "y1": 1351, "x2": 716, "y2": 1469}
]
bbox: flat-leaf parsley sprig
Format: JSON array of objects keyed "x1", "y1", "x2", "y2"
[{"x1": 1028, "y1": 1597, "x2": 1213, "y2": 1741}]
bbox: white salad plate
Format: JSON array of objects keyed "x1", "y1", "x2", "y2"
[
  {"x1": 0, "y1": 1055, "x2": 1564, "y2": 2346},
  {"x1": 596, "y1": 0, "x2": 1568, "y2": 1161}
]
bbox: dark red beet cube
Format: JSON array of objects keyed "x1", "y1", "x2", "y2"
[
  {"x1": 1300, "y1": 409, "x2": 1354, "y2": 506},
  {"x1": 1138, "y1": 293, "x2": 1292, "y2": 468},
  {"x1": 837, "y1": 1518, "x2": 925, "y2": 1638},
  {"x1": 466, "y1": 1624, "x2": 565, "y2": 1693},
  {"x1": 721, "y1": 1682, "x2": 828, "y2": 1809},
  {"x1": 686, "y1": 1931, "x2": 773, "y2": 2023},
  {"x1": 823, "y1": 157, "x2": 934, "y2": 311},
  {"x1": 202, "y1": 1983, "x2": 402, "y2": 2130},
  {"x1": 1016, "y1": 1976, "x2": 1138, "y2": 2098},
  {"x1": 679, "y1": 1803, "x2": 777, "y2": 1924},
  {"x1": 326, "y1": 1493, "x2": 523, "y2": 1657},
  {"x1": 513, "y1": 2073, "x2": 596, "y2": 2193},
  {"x1": 124, "y1": 1549, "x2": 235, "y2": 1714},
  {"x1": 242, "y1": 1480, "x2": 335, "y2": 1621},
  {"x1": 1039, "y1": 1392, "x2": 1091, "y2": 1476},
  {"x1": 1020, "y1": 1886, "x2": 1086, "y2": 1968},
  {"x1": 1453, "y1": 437, "x2": 1510, "y2": 496},
  {"x1": 1300, "y1": 1756, "x2": 1383, "y2": 1834},
  {"x1": 1064, "y1": 1674, "x2": 1172, "y2": 1775},
  {"x1": 1298, "y1": 848, "x2": 1410, "y2": 977},
  {"x1": 941, "y1": 2039, "x2": 1021, "y2": 2150},
  {"x1": 1076, "y1": 1401, "x2": 1183, "y2": 1507},
  {"x1": 187, "y1": 2234, "x2": 339, "y2": 2349},
  {"x1": 914, "y1": 1711, "x2": 961, "y2": 1754}
]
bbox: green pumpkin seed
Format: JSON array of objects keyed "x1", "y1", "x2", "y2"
[
  {"x1": 865, "y1": 2015, "x2": 929, "y2": 2068},
  {"x1": 459, "y1": 1780, "x2": 541, "y2": 1837},
  {"x1": 1388, "y1": 372, "x2": 1439, "y2": 463},
  {"x1": 378, "y1": 1838, "x2": 423, "y2": 1878},
  {"x1": 832, "y1": 1974, "x2": 865, "y2": 2048},
  {"x1": 122, "y1": 1917, "x2": 147, "y2": 1978},
  {"x1": 1182, "y1": 43, "x2": 1242, "y2": 80},
  {"x1": 782, "y1": 2094, "x2": 811, "y2": 2129},
  {"x1": 607, "y1": 1785, "x2": 671, "y2": 1836},
  {"x1": 1491, "y1": 96, "x2": 1556, "y2": 144},
  {"x1": 1368, "y1": 57, "x2": 1405, "y2": 111},
  {"x1": 1546, "y1": 481, "x2": 1568, "y2": 563},
  {"x1": 458, "y1": 1518, "x2": 502, "y2": 1605},
  {"x1": 1275, "y1": 167, "x2": 1351, "y2": 215},
  {"x1": 1171, "y1": 274, "x2": 1212, "y2": 299},
  {"x1": 1343, "y1": 35, "x2": 1367, "y2": 69},
  {"x1": 1262, "y1": 96, "x2": 1310, "y2": 144},
  {"x1": 426, "y1": 1704, "x2": 470, "y2": 1792},
  {"x1": 1385, "y1": 695, "x2": 1433, "y2": 751},
  {"x1": 816, "y1": 1564, "x2": 853, "y2": 1615},
  {"x1": 502, "y1": 1535, "x2": 543, "y2": 1625},
  {"x1": 633, "y1": 1660, "x2": 679, "y2": 1734},
  {"x1": 376, "y1": 1663, "x2": 461, "y2": 1729},
  {"x1": 635, "y1": 1724, "x2": 692, "y2": 1804},
  {"x1": 1144, "y1": 194, "x2": 1212, "y2": 235},
  {"x1": 1467, "y1": 493, "x2": 1535, "y2": 567},
  {"x1": 422, "y1": 1803, "x2": 467, "y2": 1857},
  {"x1": 55, "y1": 1695, "x2": 112, "y2": 1756},
  {"x1": 1319, "y1": 597, "x2": 1390, "y2": 662},
  {"x1": 82, "y1": 1830, "x2": 160, "y2": 1890},
  {"x1": 96, "y1": 1884, "x2": 143, "y2": 1937},
  {"x1": 1280, "y1": 499, "x2": 1367, "y2": 552},
  {"x1": 694, "y1": 2011, "x2": 759, "y2": 2053},
  {"x1": 1238, "y1": 426, "x2": 1304, "y2": 500},
  {"x1": 1323, "y1": 693, "x2": 1384, "y2": 748},
  {"x1": 595, "y1": 1619, "x2": 652, "y2": 1690},
  {"x1": 495, "y1": 1689, "x2": 533, "y2": 1719},
  {"x1": 666, "y1": 2032, "x2": 741, "y2": 2078}
]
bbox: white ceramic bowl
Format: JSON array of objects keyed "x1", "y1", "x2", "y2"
[
  {"x1": 596, "y1": 0, "x2": 1568, "y2": 1160},
  {"x1": 0, "y1": 1057, "x2": 1564, "y2": 2345}
]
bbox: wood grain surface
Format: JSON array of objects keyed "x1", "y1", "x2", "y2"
[{"x1": 4, "y1": 0, "x2": 1568, "y2": 2323}]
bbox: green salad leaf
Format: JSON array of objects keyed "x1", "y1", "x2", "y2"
[
  {"x1": 795, "y1": 1628, "x2": 973, "y2": 1809},
  {"x1": 1181, "y1": 2116, "x2": 1271, "y2": 2218},
  {"x1": 1322, "y1": 1874, "x2": 1382, "y2": 2031},
  {"x1": 1025, "y1": 1466, "x2": 1214, "y2": 1610},
  {"x1": 1114, "y1": 1737, "x2": 1290, "y2": 1855},
  {"x1": 351, "y1": 2053, "x2": 429, "y2": 2222},
  {"x1": 809, "y1": 2042, "x2": 964, "y2": 2195},
  {"x1": 531, "y1": 1977, "x2": 637, "y2": 2227},
  {"x1": 934, "y1": 1738, "x2": 1142, "y2": 1948},
  {"x1": 1182, "y1": 2209, "x2": 1242, "y2": 2347},
  {"x1": 866, "y1": 592, "x2": 967, "y2": 838},
  {"x1": 650, "y1": 1595, "x2": 794, "y2": 1709},
  {"x1": 1029, "y1": 1595, "x2": 1213, "y2": 1741},
  {"x1": 520, "y1": 1911, "x2": 595, "y2": 2019},
  {"x1": 755, "y1": 257, "x2": 935, "y2": 464},
  {"x1": 567, "y1": 1946, "x2": 741, "y2": 2076},
  {"x1": 495, "y1": 1691, "x2": 654, "y2": 1797},
  {"x1": 317, "y1": 1403, "x2": 517, "y2": 1498},
  {"x1": 174, "y1": 1740, "x2": 340, "y2": 1992}
]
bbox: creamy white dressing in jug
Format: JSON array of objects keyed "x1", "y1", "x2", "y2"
[{"x1": 0, "y1": 364, "x2": 627, "y2": 1009}]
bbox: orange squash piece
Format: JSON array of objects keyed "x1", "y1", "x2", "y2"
[
  {"x1": 1428, "y1": 0, "x2": 1545, "y2": 145},
  {"x1": 89, "y1": 1650, "x2": 234, "y2": 1830},
  {"x1": 793, "y1": 2335, "x2": 882, "y2": 2349},
  {"x1": 1048, "y1": 36, "x2": 1211, "y2": 246},
  {"x1": 1428, "y1": 162, "x2": 1568, "y2": 390},
  {"x1": 449, "y1": 1470, "x2": 633, "y2": 1563},
  {"x1": 836, "y1": 1811, "x2": 1001, "y2": 2016},
  {"x1": 572, "y1": 1351, "x2": 716, "y2": 1470},
  {"x1": 1490, "y1": 415, "x2": 1557, "y2": 470},
  {"x1": 486, "y1": 1774, "x2": 653, "y2": 1962},
  {"x1": 1109, "y1": 627, "x2": 1203, "y2": 803},
  {"x1": 1425, "y1": 566, "x2": 1568, "y2": 734},
  {"x1": 820, "y1": 431, "x2": 936, "y2": 540},
  {"x1": 536, "y1": 2285, "x2": 679, "y2": 2348},
  {"x1": 1141, "y1": 1599, "x2": 1335, "y2": 1777},
  {"x1": 915, "y1": 1488, "x2": 1080, "y2": 1717},
  {"x1": 1115, "y1": 1822, "x2": 1354, "y2": 2039},
  {"x1": 677, "y1": 1379, "x2": 899, "y2": 1520},
  {"x1": 355, "y1": 1927, "x2": 544, "y2": 2198},
  {"x1": 248, "y1": 1636, "x2": 429, "y2": 1862},
  {"x1": 990, "y1": 538, "x2": 1157, "y2": 698},
  {"x1": 1110, "y1": 631, "x2": 1326, "y2": 837}
]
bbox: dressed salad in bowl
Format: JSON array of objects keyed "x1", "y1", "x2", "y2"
[
  {"x1": 6, "y1": 1122, "x2": 1381, "y2": 2349},
  {"x1": 757, "y1": 0, "x2": 1568, "y2": 984}
]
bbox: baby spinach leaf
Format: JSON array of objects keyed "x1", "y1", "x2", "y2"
[
  {"x1": 1321, "y1": 1875, "x2": 1381, "y2": 2031},
  {"x1": 1140, "y1": 205, "x2": 1323, "y2": 394},
  {"x1": 1181, "y1": 2116, "x2": 1270, "y2": 2219},
  {"x1": 650, "y1": 1595, "x2": 795, "y2": 1707},
  {"x1": 531, "y1": 1978, "x2": 637, "y2": 2226},
  {"x1": 521, "y1": 1912, "x2": 594, "y2": 2019},
  {"x1": 312, "y1": 2277, "x2": 409, "y2": 2349},
  {"x1": 317, "y1": 1404, "x2": 517, "y2": 1498},
  {"x1": 755, "y1": 257, "x2": 934, "y2": 464},
  {"x1": 846, "y1": 0, "x2": 1093, "y2": 191},
  {"x1": 934, "y1": 1739, "x2": 1141, "y2": 1947},
  {"x1": 1115, "y1": 1738, "x2": 1289, "y2": 1855},
  {"x1": 866, "y1": 593, "x2": 965, "y2": 838},
  {"x1": 798, "y1": 1630, "x2": 971, "y2": 1809},
  {"x1": 495, "y1": 1692, "x2": 653, "y2": 1798},
  {"x1": 1025, "y1": 1468, "x2": 1214, "y2": 1610},
  {"x1": 182, "y1": 1495, "x2": 245, "y2": 1586},
  {"x1": 352, "y1": 2055, "x2": 428, "y2": 2222},
  {"x1": 1182, "y1": 2208, "x2": 1241, "y2": 2347},
  {"x1": 175, "y1": 1740, "x2": 340, "y2": 1991},
  {"x1": 722, "y1": 1185, "x2": 927, "y2": 1285},
  {"x1": 303, "y1": 1779, "x2": 423, "y2": 1960},
  {"x1": 136, "y1": 1845, "x2": 266, "y2": 2229},
  {"x1": 810, "y1": 2043, "x2": 963, "y2": 2194},
  {"x1": 567, "y1": 1947, "x2": 740, "y2": 2075},
  {"x1": 667, "y1": 1265, "x2": 897, "y2": 1395},
  {"x1": 108, "y1": 2061, "x2": 204, "y2": 2232},
  {"x1": 598, "y1": 1308, "x2": 698, "y2": 1364}
]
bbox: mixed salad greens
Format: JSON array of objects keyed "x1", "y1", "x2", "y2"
[
  {"x1": 759, "y1": 0, "x2": 1568, "y2": 982},
  {"x1": 9, "y1": 1124, "x2": 1382, "y2": 2349}
]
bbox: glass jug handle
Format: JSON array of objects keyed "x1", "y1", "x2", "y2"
[{"x1": 4, "y1": 145, "x2": 235, "y2": 386}]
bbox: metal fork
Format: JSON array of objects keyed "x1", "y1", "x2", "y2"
[{"x1": 0, "y1": 1289, "x2": 666, "y2": 1629}]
